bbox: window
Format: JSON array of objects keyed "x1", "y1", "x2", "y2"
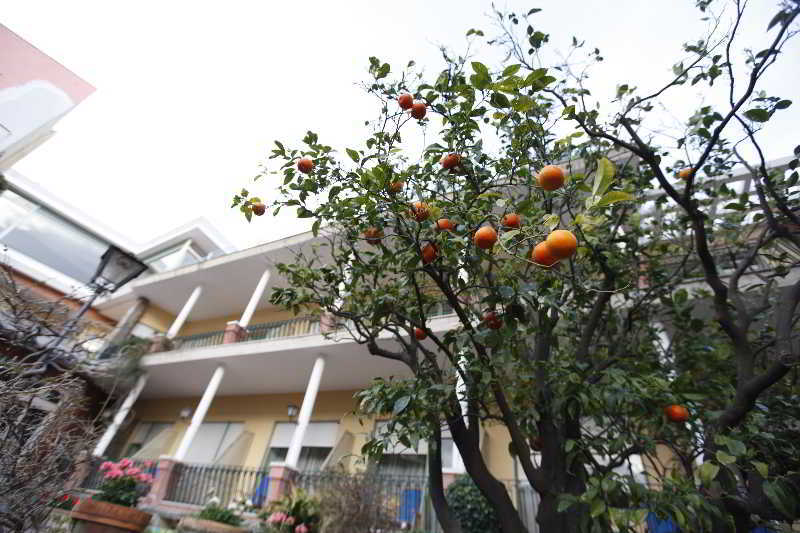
[
  {"x1": 0, "y1": 189, "x2": 110, "y2": 284},
  {"x1": 123, "y1": 421, "x2": 172, "y2": 457},
  {"x1": 373, "y1": 421, "x2": 428, "y2": 477},
  {"x1": 144, "y1": 240, "x2": 201, "y2": 273},
  {"x1": 183, "y1": 422, "x2": 244, "y2": 464},
  {"x1": 261, "y1": 421, "x2": 337, "y2": 472}
]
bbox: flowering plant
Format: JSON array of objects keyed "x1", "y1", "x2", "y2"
[
  {"x1": 260, "y1": 490, "x2": 320, "y2": 533},
  {"x1": 196, "y1": 490, "x2": 252, "y2": 527},
  {"x1": 95, "y1": 459, "x2": 153, "y2": 507},
  {"x1": 53, "y1": 493, "x2": 80, "y2": 510}
]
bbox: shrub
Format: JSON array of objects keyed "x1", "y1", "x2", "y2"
[
  {"x1": 95, "y1": 459, "x2": 153, "y2": 508},
  {"x1": 445, "y1": 476, "x2": 501, "y2": 533},
  {"x1": 260, "y1": 489, "x2": 320, "y2": 533},
  {"x1": 317, "y1": 471, "x2": 395, "y2": 533},
  {"x1": 197, "y1": 504, "x2": 243, "y2": 527}
]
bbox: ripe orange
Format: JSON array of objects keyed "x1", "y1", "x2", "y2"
[
  {"x1": 364, "y1": 227, "x2": 382, "y2": 245},
  {"x1": 414, "y1": 327, "x2": 427, "y2": 340},
  {"x1": 398, "y1": 94, "x2": 413, "y2": 110},
  {"x1": 252, "y1": 202, "x2": 266, "y2": 216},
  {"x1": 531, "y1": 242, "x2": 558, "y2": 267},
  {"x1": 664, "y1": 404, "x2": 689, "y2": 423},
  {"x1": 545, "y1": 229, "x2": 577, "y2": 259},
  {"x1": 421, "y1": 242, "x2": 438, "y2": 264},
  {"x1": 537, "y1": 165, "x2": 565, "y2": 191},
  {"x1": 410, "y1": 202, "x2": 430, "y2": 222},
  {"x1": 435, "y1": 218, "x2": 455, "y2": 232},
  {"x1": 678, "y1": 168, "x2": 694, "y2": 180},
  {"x1": 502, "y1": 213, "x2": 521, "y2": 228},
  {"x1": 388, "y1": 181, "x2": 405, "y2": 194},
  {"x1": 297, "y1": 158, "x2": 314, "y2": 174},
  {"x1": 474, "y1": 226, "x2": 498, "y2": 250},
  {"x1": 483, "y1": 310, "x2": 503, "y2": 330},
  {"x1": 440, "y1": 153, "x2": 461, "y2": 170},
  {"x1": 410, "y1": 102, "x2": 427, "y2": 120}
]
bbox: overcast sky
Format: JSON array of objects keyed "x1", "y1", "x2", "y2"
[{"x1": 4, "y1": 1, "x2": 798, "y2": 251}]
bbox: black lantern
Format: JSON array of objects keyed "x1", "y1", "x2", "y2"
[{"x1": 90, "y1": 245, "x2": 149, "y2": 294}]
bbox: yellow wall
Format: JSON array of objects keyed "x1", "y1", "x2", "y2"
[
  {"x1": 138, "y1": 304, "x2": 175, "y2": 333},
  {"x1": 124, "y1": 391, "x2": 517, "y2": 476},
  {"x1": 178, "y1": 307, "x2": 303, "y2": 337}
]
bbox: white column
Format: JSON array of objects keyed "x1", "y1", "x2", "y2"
[
  {"x1": 239, "y1": 268, "x2": 271, "y2": 328},
  {"x1": 451, "y1": 355, "x2": 467, "y2": 472},
  {"x1": 285, "y1": 355, "x2": 326, "y2": 469},
  {"x1": 93, "y1": 374, "x2": 148, "y2": 457},
  {"x1": 174, "y1": 365, "x2": 225, "y2": 461},
  {"x1": 166, "y1": 285, "x2": 203, "y2": 339}
]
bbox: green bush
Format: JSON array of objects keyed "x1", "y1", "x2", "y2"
[
  {"x1": 197, "y1": 504, "x2": 243, "y2": 527},
  {"x1": 445, "y1": 476, "x2": 501, "y2": 533}
]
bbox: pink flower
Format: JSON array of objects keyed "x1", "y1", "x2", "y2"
[
  {"x1": 105, "y1": 468, "x2": 124, "y2": 479},
  {"x1": 143, "y1": 460, "x2": 153, "y2": 468},
  {"x1": 119, "y1": 458, "x2": 133, "y2": 469},
  {"x1": 125, "y1": 467, "x2": 141, "y2": 476},
  {"x1": 267, "y1": 512, "x2": 288, "y2": 524},
  {"x1": 295, "y1": 525, "x2": 309, "y2": 533},
  {"x1": 138, "y1": 473, "x2": 154, "y2": 484},
  {"x1": 99, "y1": 461, "x2": 113, "y2": 472},
  {"x1": 284, "y1": 516, "x2": 295, "y2": 526}
]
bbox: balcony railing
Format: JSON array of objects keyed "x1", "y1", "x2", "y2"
[
  {"x1": 79, "y1": 456, "x2": 157, "y2": 491},
  {"x1": 169, "y1": 316, "x2": 320, "y2": 352},
  {"x1": 165, "y1": 462, "x2": 273, "y2": 507}
]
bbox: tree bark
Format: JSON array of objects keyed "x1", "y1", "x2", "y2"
[{"x1": 428, "y1": 424, "x2": 463, "y2": 533}]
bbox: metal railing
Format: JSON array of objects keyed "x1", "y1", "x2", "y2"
[
  {"x1": 247, "y1": 316, "x2": 320, "y2": 341},
  {"x1": 165, "y1": 463, "x2": 273, "y2": 507},
  {"x1": 172, "y1": 329, "x2": 226, "y2": 351},
  {"x1": 79, "y1": 457, "x2": 158, "y2": 491}
]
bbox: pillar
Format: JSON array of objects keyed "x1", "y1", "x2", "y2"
[
  {"x1": 166, "y1": 285, "x2": 203, "y2": 339},
  {"x1": 173, "y1": 365, "x2": 225, "y2": 461},
  {"x1": 93, "y1": 374, "x2": 148, "y2": 457},
  {"x1": 239, "y1": 268, "x2": 271, "y2": 328},
  {"x1": 141, "y1": 456, "x2": 178, "y2": 506},
  {"x1": 285, "y1": 355, "x2": 326, "y2": 469},
  {"x1": 100, "y1": 297, "x2": 150, "y2": 353}
]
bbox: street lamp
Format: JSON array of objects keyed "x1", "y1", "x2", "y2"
[{"x1": 35, "y1": 245, "x2": 148, "y2": 371}]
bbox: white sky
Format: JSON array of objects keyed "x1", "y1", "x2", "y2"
[{"x1": 4, "y1": 1, "x2": 798, "y2": 251}]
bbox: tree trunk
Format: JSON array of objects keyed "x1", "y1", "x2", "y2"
[
  {"x1": 449, "y1": 417, "x2": 528, "y2": 533},
  {"x1": 428, "y1": 425, "x2": 463, "y2": 533}
]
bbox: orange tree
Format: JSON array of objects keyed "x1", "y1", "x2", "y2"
[{"x1": 234, "y1": 2, "x2": 799, "y2": 531}]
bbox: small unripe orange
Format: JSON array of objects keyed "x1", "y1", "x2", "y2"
[
  {"x1": 251, "y1": 202, "x2": 266, "y2": 216},
  {"x1": 421, "y1": 242, "x2": 438, "y2": 264},
  {"x1": 502, "y1": 213, "x2": 521, "y2": 228},
  {"x1": 410, "y1": 202, "x2": 430, "y2": 222},
  {"x1": 414, "y1": 327, "x2": 427, "y2": 340},
  {"x1": 483, "y1": 310, "x2": 503, "y2": 330},
  {"x1": 364, "y1": 227, "x2": 382, "y2": 245},
  {"x1": 388, "y1": 181, "x2": 405, "y2": 194},
  {"x1": 664, "y1": 404, "x2": 689, "y2": 423},
  {"x1": 532, "y1": 242, "x2": 558, "y2": 267},
  {"x1": 678, "y1": 168, "x2": 694, "y2": 180},
  {"x1": 435, "y1": 218, "x2": 455, "y2": 232},
  {"x1": 440, "y1": 154, "x2": 461, "y2": 170}
]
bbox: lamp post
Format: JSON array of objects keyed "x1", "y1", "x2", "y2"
[{"x1": 36, "y1": 245, "x2": 148, "y2": 370}]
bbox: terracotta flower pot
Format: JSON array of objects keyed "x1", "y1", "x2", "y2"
[
  {"x1": 70, "y1": 499, "x2": 152, "y2": 533},
  {"x1": 177, "y1": 516, "x2": 249, "y2": 533}
]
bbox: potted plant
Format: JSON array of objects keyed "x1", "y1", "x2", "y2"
[
  {"x1": 71, "y1": 459, "x2": 154, "y2": 533},
  {"x1": 261, "y1": 490, "x2": 320, "y2": 533},
  {"x1": 177, "y1": 492, "x2": 250, "y2": 533}
]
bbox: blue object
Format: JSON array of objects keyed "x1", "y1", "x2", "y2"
[
  {"x1": 253, "y1": 476, "x2": 270, "y2": 507},
  {"x1": 398, "y1": 489, "x2": 422, "y2": 523},
  {"x1": 751, "y1": 528, "x2": 775, "y2": 533},
  {"x1": 646, "y1": 512, "x2": 679, "y2": 533}
]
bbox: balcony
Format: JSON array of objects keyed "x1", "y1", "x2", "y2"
[{"x1": 171, "y1": 316, "x2": 321, "y2": 351}]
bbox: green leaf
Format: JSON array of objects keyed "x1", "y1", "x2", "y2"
[
  {"x1": 312, "y1": 219, "x2": 321, "y2": 237},
  {"x1": 716, "y1": 450, "x2": 736, "y2": 465},
  {"x1": 542, "y1": 214, "x2": 560, "y2": 231},
  {"x1": 471, "y1": 62, "x2": 489, "y2": 77},
  {"x1": 697, "y1": 462, "x2": 720, "y2": 485},
  {"x1": 565, "y1": 439, "x2": 576, "y2": 452},
  {"x1": 744, "y1": 108, "x2": 770, "y2": 122},
  {"x1": 490, "y1": 92, "x2": 511, "y2": 108},
  {"x1": 591, "y1": 157, "x2": 616, "y2": 197},
  {"x1": 590, "y1": 499, "x2": 606, "y2": 518},
  {"x1": 511, "y1": 95, "x2": 535, "y2": 112},
  {"x1": 346, "y1": 148, "x2": 360, "y2": 163},
  {"x1": 725, "y1": 438, "x2": 746, "y2": 457},
  {"x1": 596, "y1": 191, "x2": 635, "y2": 207},
  {"x1": 503, "y1": 64, "x2": 522, "y2": 77},
  {"x1": 751, "y1": 461, "x2": 768, "y2": 478},
  {"x1": 775, "y1": 99, "x2": 792, "y2": 109},
  {"x1": 500, "y1": 229, "x2": 520, "y2": 244},
  {"x1": 393, "y1": 396, "x2": 411, "y2": 415},
  {"x1": 557, "y1": 497, "x2": 575, "y2": 513},
  {"x1": 466, "y1": 28, "x2": 484, "y2": 37},
  {"x1": 763, "y1": 481, "x2": 793, "y2": 518}
]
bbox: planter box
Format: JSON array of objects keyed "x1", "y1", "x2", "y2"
[
  {"x1": 71, "y1": 499, "x2": 152, "y2": 533},
  {"x1": 177, "y1": 516, "x2": 249, "y2": 533}
]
